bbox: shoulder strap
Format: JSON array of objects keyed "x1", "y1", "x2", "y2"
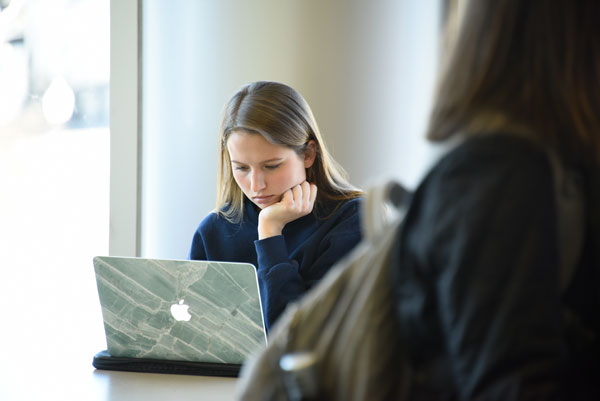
[
  {"x1": 546, "y1": 151, "x2": 586, "y2": 293},
  {"x1": 361, "y1": 180, "x2": 411, "y2": 240}
]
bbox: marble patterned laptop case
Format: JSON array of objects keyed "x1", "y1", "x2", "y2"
[{"x1": 93, "y1": 256, "x2": 267, "y2": 365}]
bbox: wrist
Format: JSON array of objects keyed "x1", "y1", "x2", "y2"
[{"x1": 257, "y1": 219, "x2": 283, "y2": 239}]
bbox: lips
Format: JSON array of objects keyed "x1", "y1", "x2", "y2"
[{"x1": 253, "y1": 195, "x2": 275, "y2": 205}]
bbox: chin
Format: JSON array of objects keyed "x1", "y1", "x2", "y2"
[{"x1": 261, "y1": 202, "x2": 278, "y2": 209}]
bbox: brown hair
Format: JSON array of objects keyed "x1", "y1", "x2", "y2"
[
  {"x1": 217, "y1": 81, "x2": 361, "y2": 222},
  {"x1": 428, "y1": 0, "x2": 600, "y2": 165}
]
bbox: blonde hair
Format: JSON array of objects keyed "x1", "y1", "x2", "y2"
[{"x1": 216, "y1": 81, "x2": 361, "y2": 223}]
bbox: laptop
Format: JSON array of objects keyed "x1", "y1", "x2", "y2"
[{"x1": 92, "y1": 256, "x2": 267, "y2": 376}]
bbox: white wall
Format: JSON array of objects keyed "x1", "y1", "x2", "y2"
[{"x1": 136, "y1": 0, "x2": 441, "y2": 259}]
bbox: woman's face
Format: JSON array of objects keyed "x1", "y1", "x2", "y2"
[{"x1": 227, "y1": 130, "x2": 314, "y2": 209}]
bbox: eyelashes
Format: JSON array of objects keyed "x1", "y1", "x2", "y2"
[
  {"x1": 233, "y1": 163, "x2": 281, "y2": 172},
  {"x1": 264, "y1": 164, "x2": 281, "y2": 170}
]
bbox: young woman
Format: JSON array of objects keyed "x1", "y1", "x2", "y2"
[
  {"x1": 189, "y1": 81, "x2": 362, "y2": 332},
  {"x1": 393, "y1": 0, "x2": 599, "y2": 399}
]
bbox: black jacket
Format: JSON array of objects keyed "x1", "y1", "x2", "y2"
[{"x1": 393, "y1": 134, "x2": 599, "y2": 400}]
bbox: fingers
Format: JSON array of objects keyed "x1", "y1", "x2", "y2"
[
  {"x1": 300, "y1": 181, "x2": 317, "y2": 211},
  {"x1": 278, "y1": 182, "x2": 318, "y2": 214},
  {"x1": 281, "y1": 187, "x2": 294, "y2": 204},
  {"x1": 291, "y1": 184, "x2": 303, "y2": 205},
  {"x1": 309, "y1": 182, "x2": 318, "y2": 205},
  {"x1": 258, "y1": 182, "x2": 318, "y2": 238},
  {"x1": 288, "y1": 181, "x2": 317, "y2": 214}
]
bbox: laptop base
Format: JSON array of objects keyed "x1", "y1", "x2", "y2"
[{"x1": 92, "y1": 350, "x2": 241, "y2": 377}]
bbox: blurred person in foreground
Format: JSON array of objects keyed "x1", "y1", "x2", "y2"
[{"x1": 393, "y1": 0, "x2": 599, "y2": 399}]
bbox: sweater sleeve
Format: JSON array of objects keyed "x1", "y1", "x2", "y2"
[
  {"x1": 188, "y1": 214, "x2": 213, "y2": 260},
  {"x1": 254, "y1": 200, "x2": 362, "y2": 332},
  {"x1": 254, "y1": 235, "x2": 303, "y2": 332},
  {"x1": 188, "y1": 229, "x2": 207, "y2": 260},
  {"x1": 397, "y1": 136, "x2": 567, "y2": 400}
]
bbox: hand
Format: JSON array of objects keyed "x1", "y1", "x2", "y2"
[{"x1": 258, "y1": 181, "x2": 318, "y2": 239}]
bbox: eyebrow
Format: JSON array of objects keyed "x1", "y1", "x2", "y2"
[{"x1": 230, "y1": 158, "x2": 284, "y2": 164}]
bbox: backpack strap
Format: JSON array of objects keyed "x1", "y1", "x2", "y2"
[
  {"x1": 362, "y1": 180, "x2": 411, "y2": 240},
  {"x1": 546, "y1": 151, "x2": 586, "y2": 293}
]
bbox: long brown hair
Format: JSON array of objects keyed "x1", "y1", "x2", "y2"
[
  {"x1": 428, "y1": 0, "x2": 600, "y2": 165},
  {"x1": 217, "y1": 81, "x2": 361, "y2": 223}
]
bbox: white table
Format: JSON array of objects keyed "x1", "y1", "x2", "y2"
[
  {"x1": 0, "y1": 257, "x2": 238, "y2": 401},
  {"x1": 1, "y1": 361, "x2": 237, "y2": 401}
]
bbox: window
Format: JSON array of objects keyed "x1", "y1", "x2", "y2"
[{"x1": 0, "y1": 0, "x2": 109, "y2": 365}]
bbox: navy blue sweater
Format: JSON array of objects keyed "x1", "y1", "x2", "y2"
[{"x1": 189, "y1": 197, "x2": 362, "y2": 332}]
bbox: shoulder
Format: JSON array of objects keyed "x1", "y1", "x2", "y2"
[
  {"x1": 314, "y1": 197, "x2": 362, "y2": 228},
  {"x1": 196, "y1": 210, "x2": 234, "y2": 236},
  {"x1": 434, "y1": 133, "x2": 551, "y2": 180},
  {"x1": 198, "y1": 211, "x2": 220, "y2": 230},
  {"x1": 419, "y1": 134, "x2": 554, "y2": 204},
  {"x1": 313, "y1": 197, "x2": 363, "y2": 242},
  {"x1": 403, "y1": 133, "x2": 557, "y2": 258},
  {"x1": 335, "y1": 197, "x2": 362, "y2": 215},
  {"x1": 405, "y1": 133, "x2": 557, "y2": 238},
  {"x1": 320, "y1": 196, "x2": 362, "y2": 216}
]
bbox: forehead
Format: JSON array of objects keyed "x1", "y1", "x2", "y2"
[{"x1": 227, "y1": 130, "x2": 295, "y2": 163}]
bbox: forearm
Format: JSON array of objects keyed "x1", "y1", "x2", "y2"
[{"x1": 254, "y1": 235, "x2": 305, "y2": 331}]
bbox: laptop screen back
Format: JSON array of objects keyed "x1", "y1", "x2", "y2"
[{"x1": 93, "y1": 256, "x2": 266, "y2": 364}]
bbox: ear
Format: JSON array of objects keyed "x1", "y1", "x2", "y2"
[{"x1": 303, "y1": 140, "x2": 317, "y2": 169}]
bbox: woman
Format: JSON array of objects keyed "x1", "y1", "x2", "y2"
[
  {"x1": 394, "y1": 0, "x2": 599, "y2": 399},
  {"x1": 189, "y1": 81, "x2": 362, "y2": 332}
]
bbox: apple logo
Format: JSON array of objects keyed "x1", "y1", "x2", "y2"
[{"x1": 170, "y1": 299, "x2": 192, "y2": 322}]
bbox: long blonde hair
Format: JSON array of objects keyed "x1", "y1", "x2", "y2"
[{"x1": 216, "y1": 81, "x2": 361, "y2": 223}]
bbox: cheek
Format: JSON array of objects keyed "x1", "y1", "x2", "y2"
[
  {"x1": 282, "y1": 164, "x2": 306, "y2": 187},
  {"x1": 232, "y1": 172, "x2": 248, "y2": 190},
  {"x1": 294, "y1": 159, "x2": 308, "y2": 180}
]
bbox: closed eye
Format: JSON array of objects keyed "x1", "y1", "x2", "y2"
[
  {"x1": 264, "y1": 164, "x2": 281, "y2": 170},
  {"x1": 233, "y1": 165, "x2": 249, "y2": 171}
]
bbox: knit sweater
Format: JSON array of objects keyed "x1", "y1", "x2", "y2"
[{"x1": 189, "y1": 197, "x2": 362, "y2": 332}]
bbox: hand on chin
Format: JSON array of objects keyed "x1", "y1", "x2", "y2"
[{"x1": 257, "y1": 181, "x2": 318, "y2": 239}]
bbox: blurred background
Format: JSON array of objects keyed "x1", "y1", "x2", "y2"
[
  {"x1": 0, "y1": 0, "x2": 109, "y2": 396},
  {"x1": 0, "y1": 0, "x2": 109, "y2": 264},
  {"x1": 139, "y1": 0, "x2": 442, "y2": 259},
  {"x1": 0, "y1": 2, "x2": 442, "y2": 393}
]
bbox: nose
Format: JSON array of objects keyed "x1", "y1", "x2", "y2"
[{"x1": 250, "y1": 169, "x2": 266, "y2": 193}]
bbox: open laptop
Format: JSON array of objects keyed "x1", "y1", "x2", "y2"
[{"x1": 92, "y1": 256, "x2": 267, "y2": 376}]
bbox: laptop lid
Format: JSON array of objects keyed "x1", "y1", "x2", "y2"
[{"x1": 93, "y1": 256, "x2": 267, "y2": 365}]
